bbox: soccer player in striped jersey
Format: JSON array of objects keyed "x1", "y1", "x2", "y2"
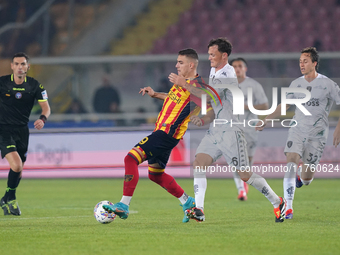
[
  {"x1": 230, "y1": 58, "x2": 269, "y2": 201},
  {"x1": 257, "y1": 47, "x2": 340, "y2": 219},
  {"x1": 103, "y1": 49, "x2": 208, "y2": 222}
]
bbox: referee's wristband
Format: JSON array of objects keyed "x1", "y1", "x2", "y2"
[
  {"x1": 200, "y1": 118, "x2": 204, "y2": 126},
  {"x1": 39, "y1": 115, "x2": 47, "y2": 123}
]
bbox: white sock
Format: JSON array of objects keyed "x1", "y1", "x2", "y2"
[
  {"x1": 120, "y1": 196, "x2": 132, "y2": 206},
  {"x1": 246, "y1": 173, "x2": 281, "y2": 208},
  {"x1": 284, "y1": 162, "x2": 297, "y2": 210},
  {"x1": 194, "y1": 177, "x2": 207, "y2": 210},
  {"x1": 297, "y1": 165, "x2": 302, "y2": 177},
  {"x1": 233, "y1": 171, "x2": 245, "y2": 193},
  {"x1": 301, "y1": 178, "x2": 313, "y2": 186},
  {"x1": 286, "y1": 200, "x2": 293, "y2": 210},
  {"x1": 178, "y1": 192, "x2": 189, "y2": 204}
]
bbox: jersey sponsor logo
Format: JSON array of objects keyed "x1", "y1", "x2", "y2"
[
  {"x1": 168, "y1": 90, "x2": 182, "y2": 104},
  {"x1": 13, "y1": 88, "x2": 25, "y2": 91},
  {"x1": 306, "y1": 86, "x2": 312, "y2": 92},
  {"x1": 302, "y1": 98, "x2": 319, "y2": 106},
  {"x1": 41, "y1": 90, "x2": 48, "y2": 100},
  {"x1": 15, "y1": 92, "x2": 22, "y2": 99}
]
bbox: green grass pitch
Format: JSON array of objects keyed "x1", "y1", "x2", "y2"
[{"x1": 0, "y1": 178, "x2": 339, "y2": 255}]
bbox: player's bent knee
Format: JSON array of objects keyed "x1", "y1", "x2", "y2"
[
  {"x1": 125, "y1": 147, "x2": 145, "y2": 165},
  {"x1": 148, "y1": 165, "x2": 165, "y2": 183},
  {"x1": 9, "y1": 161, "x2": 23, "y2": 172},
  {"x1": 301, "y1": 178, "x2": 313, "y2": 186},
  {"x1": 286, "y1": 153, "x2": 300, "y2": 164},
  {"x1": 11, "y1": 165, "x2": 22, "y2": 172},
  {"x1": 237, "y1": 170, "x2": 251, "y2": 182}
]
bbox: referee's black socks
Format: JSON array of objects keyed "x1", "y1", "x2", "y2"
[{"x1": 4, "y1": 169, "x2": 21, "y2": 201}]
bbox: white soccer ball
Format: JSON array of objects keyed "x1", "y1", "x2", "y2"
[{"x1": 94, "y1": 200, "x2": 116, "y2": 224}]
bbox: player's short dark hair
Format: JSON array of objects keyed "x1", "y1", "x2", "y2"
[
  {"x1": 301, "y1": 47, "x2": 319, "y2": 70},
  {"x1": 230, "y1": 58, "x2": 247, "y2": 67},
  {"x1": 208, "y1": 37, "x2": 232, "y2": 56},
  {"x1": 178, "y1": 48, "x2": 199, "y2": 61},
  {"x1": 12, "y1": 52, "x2": 29, "y2": 62}
]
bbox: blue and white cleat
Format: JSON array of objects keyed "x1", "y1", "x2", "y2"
[
  {"x1": 103, "y1": 202, "x2": 129, "y2": 220},
  {"x1": 180, "y1": 196, "x2": 195, "y2": 223},
  {"x1": 296, "y1": 175, "x2": 303, "y2": 188},
  {"x1": 285, "y1": 209, "x2": 293, "y2": 219}
]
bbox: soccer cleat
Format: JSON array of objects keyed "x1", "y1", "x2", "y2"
[
  {"x1": 285, "y1": 209, "x2": 293, "y2": 219},
  {"x1": 274, "y1": 197, "x2": 286, "y2": 223},
  {"x1": 187, "y1": 207, "x2": 205, "y2": 222},
  {"x1": 244, "y1": 181, "x2": 249, "y2": 194},
  {"x1": 237, "y1": 190, "x2": 247, "y2": 201},
  {"x1": 103, "y1": 202, "x2": 129, "y2": 220},
  {"x1": 7, "y1": 200, "x2": 21, "y2": 216},
  {"x1": 238, "y1": 182, "x2": 248, "y2": 201},
  {"x1": 296, "y1": 175, "x2": 303, "y2": 188},
  {"x1": 180, "y1": 196, "x2": 195, "y2": 223},
  {"x1": 0, "y1": 197, "x2": 10, "y2": 215}
]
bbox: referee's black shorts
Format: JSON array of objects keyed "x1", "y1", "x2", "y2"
[
  {"x1": 135, "y1": 130, "x2": 180, "y2": 169},
  {"x1": 0, "y1": 125, "x2": 29, "y2": 162}
]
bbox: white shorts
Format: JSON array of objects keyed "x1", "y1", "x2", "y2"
[
  {"x1": 284, "y1": 129, "x2": 326, "y2": 165},
  {"x1": 195, "y1": 129, "x2": 249, "y2": 169},
  {"x1": 242, "y1": 129, "x2": 258, "y2": 157}
]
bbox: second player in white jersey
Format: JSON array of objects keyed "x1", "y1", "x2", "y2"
[
  {"x1": 231, "y1": 58, "x2": 269, "y2": 160},
  {"x1": 257, "y1": 47, "x2": 340, "y2": 220},
  {"x1": 230, "y1": 58, "x2": 269, "y2": 201},
  {"x1": 287, "y1": 74, "x2": 340, "y2": 137}
]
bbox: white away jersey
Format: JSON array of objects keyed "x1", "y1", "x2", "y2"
[
  {"x1": 287, "y1": 74, "x2": 340, "y2": 137},
  {"x1": 208, "y1": 63, "x2": 239, "y2": 132},
  {"x1": 238, "y1": 77, "x2": 268, "y2": 131}
]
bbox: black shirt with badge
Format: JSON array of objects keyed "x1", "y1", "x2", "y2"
[{"x1": 0, "y1": 74, "x2": 47, "y2": 126}]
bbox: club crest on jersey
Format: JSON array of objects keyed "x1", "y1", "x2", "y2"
[{"x1": 15, "y1": 92, "x2": 22, "y2": 99}]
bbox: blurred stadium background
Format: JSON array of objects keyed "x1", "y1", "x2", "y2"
[{"x1": 0, "y1": 0, "x2": 339, "y2": 177}]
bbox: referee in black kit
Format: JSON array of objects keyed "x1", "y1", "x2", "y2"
[{"x1": 0, "y1": 52, "x2": 51, "y2": 215}]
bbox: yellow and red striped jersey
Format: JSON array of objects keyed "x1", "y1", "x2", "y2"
[{"x1": 154, "y1": 75, "x2": 212, "y2": 139}]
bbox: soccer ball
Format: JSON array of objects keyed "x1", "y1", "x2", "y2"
[{"x1": 93, "y1": 200, "x2": 116, "y2": 224}]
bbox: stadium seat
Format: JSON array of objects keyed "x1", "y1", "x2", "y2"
[
  {"x1": 167, "y1": 25, "x2": 180, "y2": 38},
  {"x1": 231, "y1": 10, "x2": 243, "y2": 23},
  {"x1": 263, "y1": 9, "x2": 277, "y2": 23},
  {"x1": 179, "y1": 11, "x2": 193, "y2": 24},
  {"x1": 192, "y1": 0, "x2": 206, "y2": 11},
  {"x1": 213, "y1": 10, "x2": 226, "y2": 24}
]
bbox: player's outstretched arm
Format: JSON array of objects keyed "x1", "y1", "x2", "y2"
[
  {"x1": 333, "y1": 117, "x2": 340, "y2": 148},
  {"x1": 255, "y1": 103, "x2": 290, "y2": 131},
  {"x1": 190, "y1": 109, "x2": 215, "y2": 127},
  {"x1": 168, "y1": 73, "x2": 213, "y2": 101},
  {"x1": 34, "y1": 101, "x2": 51, "y2": 130},
  {"x1": 139, "y1": 86, "x2": 167, "y2": 100}
]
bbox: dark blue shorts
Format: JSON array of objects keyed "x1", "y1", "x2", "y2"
[{"x1": 135, "y1": 130, "x2": 180, "y2": 169}]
